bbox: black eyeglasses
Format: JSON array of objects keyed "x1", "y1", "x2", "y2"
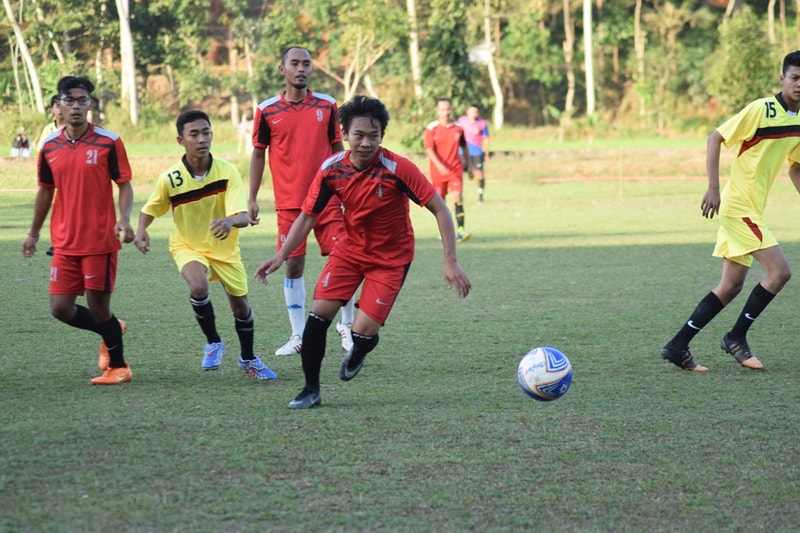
[{"x1": 60, "y1": 97, "x2": 92, "y2": 106}]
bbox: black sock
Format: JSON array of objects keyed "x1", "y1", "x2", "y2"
[
  {"x1": 235, "y1": 308, "x2": 255, "y2": 360},
  {"x1": 348, "y1": 332, "x2": 379, "y2": 367},
  {"x1": 191, "y1": 295, "x2": 221, "y2": 344},
  {"x1": 97, "y1": 315, "x2": 125, "y2": 368},
  {"x1": 672, "y1": 292, "x2": 725, "y2": 348},
  {"x1": 301, "y1": 312, "x2": 331, "y2": 392},
  {"x1": 729, "y1": 283, "x2": 775, "y2": 339},
  {"x1": 455, "y1": 202, "x2": 465, "y2": 229},
  {"x1": 67, "y1": 305, "x2": 102, "y2": 334}
]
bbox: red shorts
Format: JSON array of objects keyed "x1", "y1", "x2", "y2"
[
  {"x1": 433, "y1": 173, "x2": 463, "y2": 198},
  {"x1": 277, "y1": 203, "x2": 343, "y2": 258},
  {"x1": 314, "y1": 255, "x2": 410, "y2": 325},
  {"x1": 49, "y1": 252, "x2": 118, "y2": 295}
]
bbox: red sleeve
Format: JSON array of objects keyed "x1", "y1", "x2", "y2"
[
  {"x1": 112, "y1": 137, "x2": 132, "y2": 183},
  {"x1": 423, "y1": 127, "x2": 434, "y2": 149}
]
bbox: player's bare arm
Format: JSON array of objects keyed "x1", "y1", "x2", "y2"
[
  {"x1": 702, "y1": 130, "x2": 723, "y2": 219},
  {"x1": 789, "y1": 162, "x2": 800, "y2": 194},
  {"x1": 116, "y1": 181, "x2": 135, "y2": 243},
  {"x1": 21, "y1": 187, "x2": 55, "y2": 258},
  {"x1": 254, "y1": 212, "x2": 318, "y2": 285},
  {"x1": 211, "y1": 212, "x2": 249, "y2": 240},
  {"x1": 248, "y1": 146, "x2": 266, "y2": 224},
  {"x1": 426, "y1": 147, "x2": 448, "y2": 175},
  {"x1": 133, "y1": 212, "x2": 155, "y2": 254},
  {"x1": 460, "y1": 136, "x2": 474, "y2": 177},
  {"x1": 426, "y1": 194, "x2": 471, "y2": 298}
]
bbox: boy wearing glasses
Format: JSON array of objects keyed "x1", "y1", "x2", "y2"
[{"x1": 21, "y1": 76, "x2": 134, "y2": 385}]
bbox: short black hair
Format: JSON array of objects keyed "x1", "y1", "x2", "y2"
[
  {"x1": 49, "y1": 94, "x2": 60, "y2": 106},
  {"x1": 437, "y1": 97, "x2": 452, "y2": 105},
  {"x1": 281, "y1": 46, "x2": 310, "y2": 65},
  {"x1": 176, "y1": 109, "x2": 211, "y2": 135},
  {"x1": 56, "y1": 76, "x2": 94, "y2": 96},
  {"x1": 784, "y1": 51, "x2": 800, "y2": 74},
  {"x1": 338, "y1": 95, "x2": 390, "y2": 135}
]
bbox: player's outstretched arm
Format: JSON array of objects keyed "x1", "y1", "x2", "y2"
[
  {"x1": 789, "y1": 162, "x2": 800, "y2": 194},
  {"x1": 22, "y1": 187, "x2": 55, "y2": 258},
  {"x1": 702, "y1": 130, "x2": 723, "y2": 219},
  {"x1": 248, "y1": 147, "x2": 266, "y2": 225},
  {"x1": 115, "y1": 181, "x2": 135, "y2": 243},
  {"x1": 133, "y1": 212, "x2": 155, "y2": 254},
  {"x1": 210, "y1": 212, "x2": 250, "y2": 240},
  {"x1": 254, "y1": 212, "x2": 317, "y2": 285},
  {"x1": 426, "y1": 194, "x2": 471, "y2": 298}
]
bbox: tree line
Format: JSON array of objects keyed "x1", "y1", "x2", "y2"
[{"x1": 1, "y1": 0, "x2": 796, "y2": 139}]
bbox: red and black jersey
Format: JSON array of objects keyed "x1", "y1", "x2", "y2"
[
  {"x1": 302, "y1": 147, "x2": 436, "y2": 267},
  {"x1": 38, "y1": 124, "x2": 132, "y2": 255},
  {"x1": 252, "y1": 90, "x2": 342, "y2": 209}
]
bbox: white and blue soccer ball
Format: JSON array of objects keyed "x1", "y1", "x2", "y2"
[{"x1": 517, "y1": 346, "x2": 573, "y2": 401}]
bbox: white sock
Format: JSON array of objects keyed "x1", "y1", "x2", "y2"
[
  {"x1": 340, "y1": 295, "x2": 355, "y2": 325},
  {"x1": 284, "y1": 276, "x2": 305, "y2": 337}
]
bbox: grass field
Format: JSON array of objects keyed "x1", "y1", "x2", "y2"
[{"x1": 2, "y1": 143, "x2": 800, "y2": 532}]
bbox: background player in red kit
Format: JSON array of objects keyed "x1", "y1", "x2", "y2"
[
  {"x1": 425, "y1": 97, "x2": 473, "y2": 242},
  {"x1": 21, "y1": 75, "x2": 134, "y2": 385},
  {"x1": 249, "y1": 46, "x2": 355, "y2": 357},
  {"x1": 254, "y1": 95, "x2": 472, "y2": 409}
]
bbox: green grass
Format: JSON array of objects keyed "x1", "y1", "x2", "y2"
[{"x1": 2, "y1": 152, "x2": 800, "y2": 532}]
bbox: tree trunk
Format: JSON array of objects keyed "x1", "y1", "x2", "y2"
[
  {"x1": 116, "y1": 0, "x2": 138, "y2": 126},
  {"x1": 406, "y1": 0, "x2": 423, "y2": 117},
  {"x1": 779, "y1": 0, "x2": 787, "y2": 51},
  {"x1": 2, "y1": 0, "x2": 45, "y2": 114},
  {"x1": 484, "y1": 0, "x2": 504, "y2": 130},
  {"x1": 796, "y1": 0, "x2": 800, "y2": 48},
  {"x1": 561, "y1": 0, "x2": 576, "y2": 143},
  {"x1": 768, "y1": 0, "x2": 776, "y2": 44},
  {"x1": 634, "y1": 0, "x2": 646, "y2": 120},
  {"x1": 228, "y1": 27, "x2": 240, "y2": 126},
  {"x1": 583, "y1": 0, "x2": 595, "y2": 117},
  {"x1": 244, "y1": 37, "x2": 257, "y2": 120}
]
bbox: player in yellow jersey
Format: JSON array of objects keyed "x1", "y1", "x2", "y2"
[
  {"x1": 134, "y1": 110, "x2": 276, "y2": 380},
  {"x1": 661, "y1": 50, "x2": 800, "y2": 372}
]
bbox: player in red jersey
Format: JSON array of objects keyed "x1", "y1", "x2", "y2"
[
  {"x1": 249, "y1": 46, "x2": 355, "y2": 357},
  {"x1": 254, "y1": 95, "x2": 472, "y2": 409},
  {"x1": 425, "y1": 97, "x2": 473, "y2": 242},
  {"x1": 21, "y1": 76, "x2": 134, "y2": 385}
]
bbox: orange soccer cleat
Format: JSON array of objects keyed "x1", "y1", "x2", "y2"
[{"x1": 90, "y1": 364, "x2": 132, "y2": 385}]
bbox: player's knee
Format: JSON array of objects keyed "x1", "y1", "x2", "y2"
[
  {"x1": 770, "y1": 265, "x2": 792, "y2": 289},
  {"x1": 50, "y1": 303, "x2": 72, "y2": 323},
  {"x1": 352, "y1": 331, "x2": 379, "y2": 355}
]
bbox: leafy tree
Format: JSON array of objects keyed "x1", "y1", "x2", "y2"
[
  {"x1": 421, "y1": 0, "x2": 483, "y2": 113},
  {"x1": 705, "y1": 5, "x2": 779, "y2": 114}
]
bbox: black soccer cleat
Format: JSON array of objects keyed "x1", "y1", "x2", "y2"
[
  {"x1": 339, "y1": 349, "x2": 367, "y2": 381},
  {"x1": 720, "y1": 334, "x2": 764, "y2": 370},
  {"x1": 661, "y1": 341, "x2": 708, "y2": 372},
  {"x1": 288, "y1": 388, "x2": 322, "y2": 409}
]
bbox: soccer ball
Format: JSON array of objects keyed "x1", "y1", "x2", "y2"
[{"x1": 517, "y1": 346, "x2": 573, "y2": 401}]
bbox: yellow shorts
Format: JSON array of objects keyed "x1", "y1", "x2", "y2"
[
  {"x1": 712, "y1": 215, "x2": 778, "y2": 267},
  {"x1": 172, "y1": 246, "x2": 248, "y2": 297}
]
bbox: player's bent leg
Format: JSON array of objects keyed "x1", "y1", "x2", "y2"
[{"x1": 339, "y1": 312, "x2": 382, "y2": 382}]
